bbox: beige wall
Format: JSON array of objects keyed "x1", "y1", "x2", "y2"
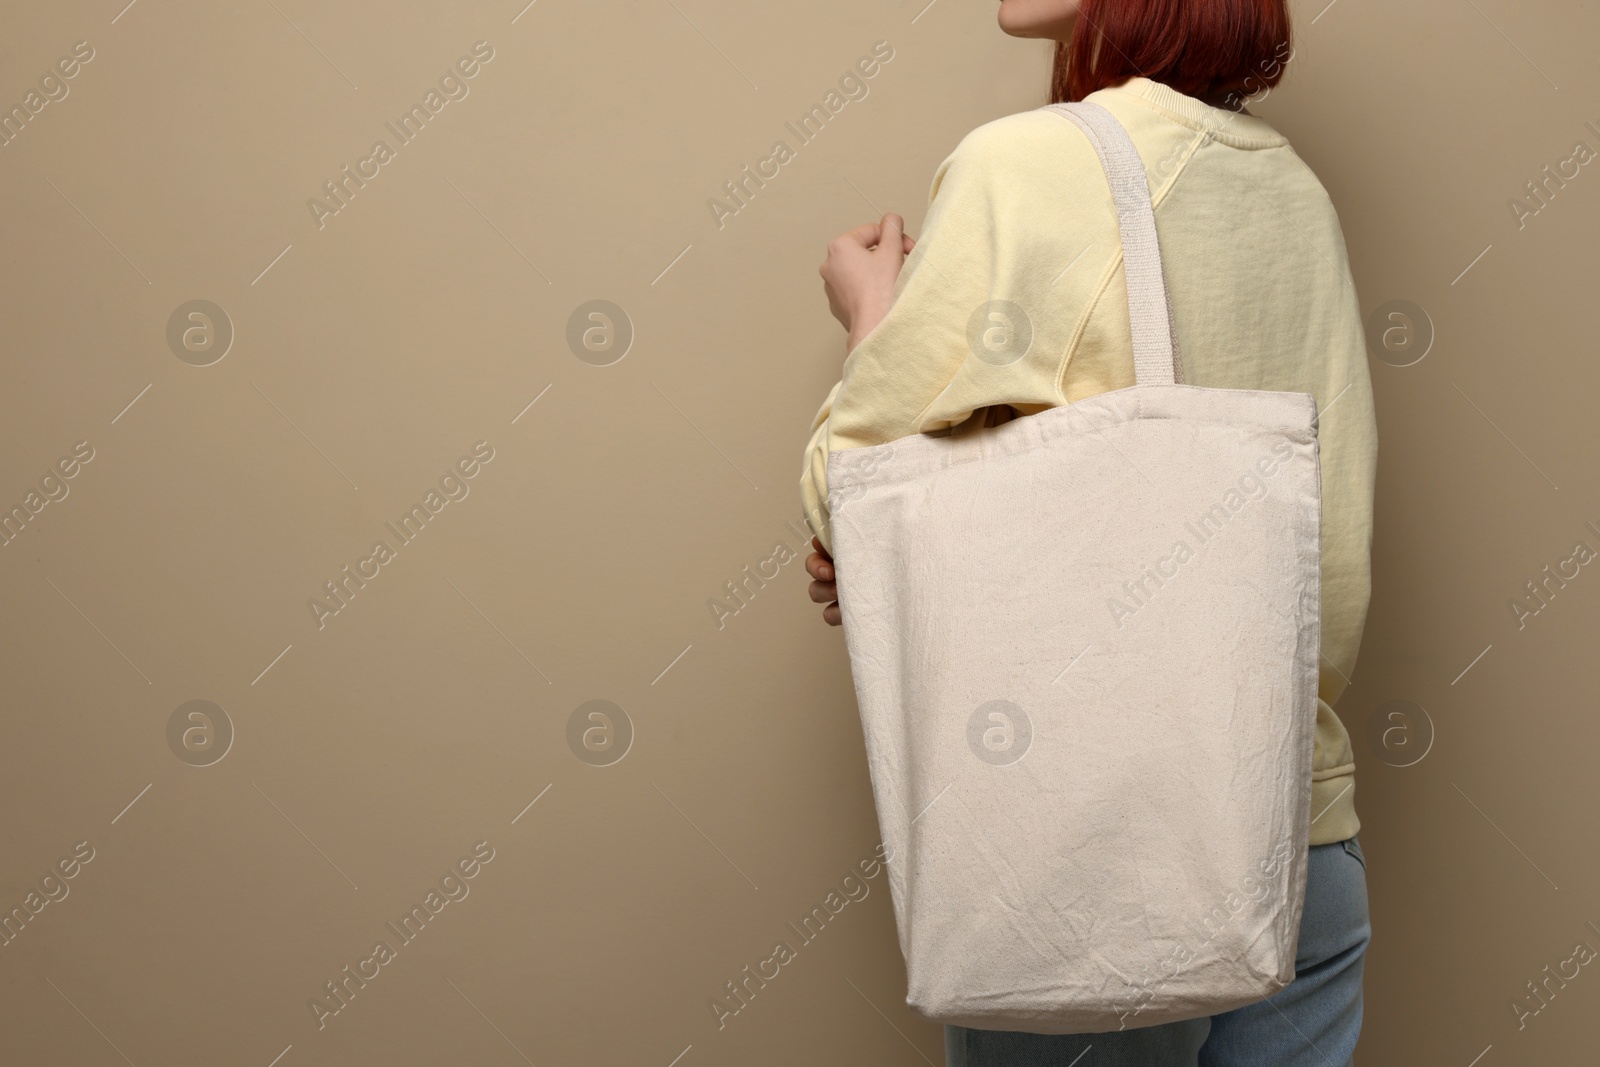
[{"x1": 1, "y1": 1, "x2": 1596, "y2": 1063}]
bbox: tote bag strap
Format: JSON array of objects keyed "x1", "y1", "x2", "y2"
[{"x1": 1040, "y1": 101, "x2": 1185, "y2": 386}]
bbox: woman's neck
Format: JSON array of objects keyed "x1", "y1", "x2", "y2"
[{"x1": 1197, "y1": 85, "x2": 1253, "y2": 114}]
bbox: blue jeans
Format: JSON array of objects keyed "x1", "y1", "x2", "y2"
[{"x1": 945, "y1": 836, "x2": 1371, "y2": 1067}]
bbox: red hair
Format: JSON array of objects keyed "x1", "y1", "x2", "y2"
[{"x1": 1051, "y1": 0, "x2": 1293, "y2": 106}]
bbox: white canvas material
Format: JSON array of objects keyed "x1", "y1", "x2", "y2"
[{"x1": 825, "y1": 100, "x2": 1322, "y2": 1034}]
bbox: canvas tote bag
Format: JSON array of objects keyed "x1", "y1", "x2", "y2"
[{"x1": 824, "y1": 100, "x2": 1322, "y2": 1034}]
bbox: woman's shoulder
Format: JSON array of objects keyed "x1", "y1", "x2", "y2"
[
  {"x1": 935, "y1": 108, "x2": 1105, "y2": 188},
  {"x1": 948, "y1": 108, "x2": 1094, "y2": 160}
]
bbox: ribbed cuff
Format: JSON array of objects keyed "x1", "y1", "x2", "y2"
[{"x1": 1308, "y1": 772, "x2": 1360, "y2": 846}]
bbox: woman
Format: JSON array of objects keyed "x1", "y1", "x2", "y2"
[{"x1": 799, "y1": 1, "x2": 1376, "y2": 1064}]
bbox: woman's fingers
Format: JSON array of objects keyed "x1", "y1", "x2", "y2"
[
  {"x1": 806, "y1": 550, "x2": 833, "y2": 582},
  {"x1": 833, "y1": 220, "x2": 884, "y2": 251},
  {"x1": 829, "y1": 217, "x2": 914, "y2": 255},
  {"x1": 878, "y1": 213, "x2": 905, "y2": 255},
  {"x1": 806, "y1": 538, "x2": 840, "y2": 625},
  {"x1": 811, "y1": 578, "x2": 842, "y2": 626},
  {"x1": 806, "y1": 551, "x2": 837, "y2": 601}
]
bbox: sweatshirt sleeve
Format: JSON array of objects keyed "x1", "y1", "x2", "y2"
[
  {"x1": 800, "y1": 112, "x2": 1107, "y2": 557},
  {"x1": 799, "y1": 380, "x2": 844, "y2": 552}
]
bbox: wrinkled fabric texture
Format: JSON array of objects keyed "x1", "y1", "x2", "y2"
[
  {"x1": 825, "y1": 102, "x2": 1323, "y2": 1034},
  {"x1": 944, "y1": 835, "x2": 1371, "y2": 1064}
]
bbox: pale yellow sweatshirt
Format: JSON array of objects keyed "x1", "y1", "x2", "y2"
[{"x1": 801, "y1": 76, "x2": 1376, "y2": 847}]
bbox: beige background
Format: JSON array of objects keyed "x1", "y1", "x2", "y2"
[{"x1": 1, "y1": 1, "x2": 1597, "y2": 1064}]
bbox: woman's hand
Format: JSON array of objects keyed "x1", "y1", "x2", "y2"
[
  {"x1": 811, "y1": 214, "x2": 913, "y2": 625},
  {"x1": 806, "y1": 536, "x2": 841, "y2": 626},
  {"x1": 820, "y1": 213, "x2": 915, "y2": 352}
]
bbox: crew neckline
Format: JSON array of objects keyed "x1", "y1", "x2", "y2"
[{"x1": 1095, "y1": 76, "x2": 1288, "y2": 149}]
